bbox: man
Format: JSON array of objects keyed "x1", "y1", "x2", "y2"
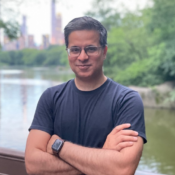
[{"x1": 25, "y1": 16, "x2": 147, "y2": 175}]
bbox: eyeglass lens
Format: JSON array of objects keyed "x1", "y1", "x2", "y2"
[{"x1": 68, "y1": 46, "x2": 101, "y2": 57}]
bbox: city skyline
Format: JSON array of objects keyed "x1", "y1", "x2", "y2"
[
  {"x1": 2, "y1": 0, "x2": 149, "y2": 48},
  {"x1": 19, "y1": 0, "x2": 94, "y2": 45},
  {"x1": 3, "y1": 0, "x2": 64, "y2": 51}
]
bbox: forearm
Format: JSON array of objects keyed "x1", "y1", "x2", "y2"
[
  {"x1": 59, "y1": 142, "x2": 133, "y2": 175},
  {"x1": 25, "y1": 148, "x2": 83, "y2": 175}
]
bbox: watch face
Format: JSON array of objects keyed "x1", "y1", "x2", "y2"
[{"x1": 52, "y1": 139, "x2": 63, "y2": 153}]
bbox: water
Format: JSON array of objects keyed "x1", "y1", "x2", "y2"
[
  {"x1": 0, "y1": 67, "x2": 174, "y2": 175},
  {"x1": 0, "y1": 67, "x2": 74, "y2": 151},
  {"x1": 138, "y1": 108, "x2": 175, "y2": 175}
]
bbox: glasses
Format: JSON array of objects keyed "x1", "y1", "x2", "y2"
[{"x1": 67, "y1": 46, "x2": 102, "y2": 57}]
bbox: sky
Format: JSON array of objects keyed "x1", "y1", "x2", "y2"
[{"x1": 15, "y1": 0, "x2": 150, "y2": 45}]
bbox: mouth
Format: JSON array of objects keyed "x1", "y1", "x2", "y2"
[
  {"x1": 77, "y1": 65, "x2": 90, "y2": 66},
  {"x1": 77, "y1": 65, "x2": 91, "y2": 69}
]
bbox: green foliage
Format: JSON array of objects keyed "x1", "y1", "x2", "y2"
[
  {"x1": 149, "y1": 0, "x2": 175, "y2": 42},
  {"x1": 148, "y1": 0, "x2": 175, "y2": 82},
  {"x1": 86, "y1": 0, "x2": 175, "y2": 88},
  {"x1": 1, "y1": 20, "x2": 19, "y2": 40},
  {"x1": 44, "y1": 46, "x2": 68, "y2": 66},
  {"x1": 0, "y1": 45, "x2": 69, "y2": 67},
  {"x1": 0, "y1": 51, "x2": 11, "y2": 65},
  {"x1": 8, "y1": 51, "x2": 24, "y2": 65},
  {"x1": 167, "y1": 89, "x2": 175, "y2": 102},
  {"x1": 0, "y1": 0, "x2": 20, "y2": 42},
  {"x1": 85, "y1": 0, "x2": 121, "y2": 30},
  {"x1": 0, "y1": 19, "x2": 19, "y2": 49}
]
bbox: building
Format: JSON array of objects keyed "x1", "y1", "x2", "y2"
[
  {"x1": 2, "y1": 15, "x2": 37, "y2": 51},
  {"x1": 20, "y1": 16, "x2": 27, "y2": 37},
  {"x1": 42, "y1": 35, "x2": 50, "y2": 49},
  {"x1": 51, "y1": 0, "x2": 64, "y2": 45},
  {"x1": 28, "y1": 35, "x2": 36, "y2": 49},
  {"x1": 17, "y1": 36, "x2": 26, "y2": 50},
  {"x1": 3, "y1": 36, "x2": 17, "y2": 51},
  {"x1": 3, "y1": 15, "x2": 28, "y2": 51},
  {"x1": 20, "y1": 15, "x2": 28, "y2": 48},
  {"x1": 55, "y1": 13, "x2": 64, "y2": 45}
]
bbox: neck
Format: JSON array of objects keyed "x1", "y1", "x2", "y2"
[{"x1": 75, "y1": 74, "x2": 107, "y2": 91}]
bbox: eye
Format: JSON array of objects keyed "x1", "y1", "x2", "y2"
[
  {"x1": 86, "y1": 47, "x2": 98, "y2": 53},
  {"x1": 70, "y1": 47, "x2": 80, "y2": 53}
]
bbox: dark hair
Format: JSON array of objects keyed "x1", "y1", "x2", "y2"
[{"x1": 64, "y1": 16, "x2": 107, "y2": 48}]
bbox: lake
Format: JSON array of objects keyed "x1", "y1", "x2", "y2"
[{"x1": 0, "y1": 67, "x2": 174, "y2": 175}]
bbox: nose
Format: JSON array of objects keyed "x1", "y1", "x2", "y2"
[{"x1": 77, "y1": 49, "x2": 89, "y2": 62}]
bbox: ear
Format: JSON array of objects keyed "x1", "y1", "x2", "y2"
[{"x1": 103, "y1": 45, "x2": 108, "y2": 60}]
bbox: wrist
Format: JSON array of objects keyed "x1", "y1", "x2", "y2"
[
  {"x1": 59, "y1": 141, "x2": 71, "y2": 160},
  {"x1": 52, "y1": 138, "x2": 65, "y2": 156}
]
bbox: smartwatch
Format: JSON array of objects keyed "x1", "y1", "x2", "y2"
[{"x1": 52, "y1": 139, "x2": 65, "y2": 156}]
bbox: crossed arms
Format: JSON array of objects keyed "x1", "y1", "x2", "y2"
[{"x1": 25, "y1": 124, "x2": 143, "y2": 175}]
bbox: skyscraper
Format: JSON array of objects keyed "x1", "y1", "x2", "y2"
[
  {"x1": 20, "y1": 15, "x2": 28, "y2": 47},
  {"x1": 42, "y1": 35, "x2": 50, "y2": 49},
  {"x1": 20, "y1": 16, "x2": 27, "y2": 37},
  {"x1": 28, "y1": 35, "x2": 35, "y2": 49},
  {"x1": 3, "y1": 15, "x2": 36, "y2": 51},
  {"x1": 51, "y1": 0, "x2": 56, "y2": 44},
  {"x1": 51, "y1": 0, "x2": 64, "y2": 45}
]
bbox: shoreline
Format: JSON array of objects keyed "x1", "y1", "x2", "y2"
[{"x1": 129, "y1": 81, "x2": 175, "y2": 109}]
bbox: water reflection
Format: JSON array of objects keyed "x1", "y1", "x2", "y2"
[
  {"x1": 0, "y1": 82, "x2": 50, "y2": 150},
  {"x1": 138, "y1": 108, "x2": 175, "y2": 175},
  {"x1": 0, "y1": 68, "x2": 62, "y2": 151}
]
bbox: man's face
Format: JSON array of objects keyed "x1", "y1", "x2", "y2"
[{"x1": 67, "y1": 30, "x2": 107, "y2": 80}]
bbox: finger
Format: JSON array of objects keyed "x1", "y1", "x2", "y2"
[
  {"x1": 116, "y1": 142, "x2": 134, "y2": 152},
  {"x1": 111, "y1": 123, "x2": 131, "y2": 134},
  {"x1": 118, "y1": 135, "x2": 138, "y2": 143},
  {"x1": 119, "y1": 130, "x2": 138, "y2": 136}
]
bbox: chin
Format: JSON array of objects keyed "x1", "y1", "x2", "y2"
[{"x1": 75, "y1": 73, "x2": 93, "y2": 80}]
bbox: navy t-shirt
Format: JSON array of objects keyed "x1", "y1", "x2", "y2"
[{"x1": 29, "y1": 78, "x2": 147, "y2": 148}]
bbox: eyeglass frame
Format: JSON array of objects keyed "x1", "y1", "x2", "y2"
[{"x1": 66, "y1": 46, "x2": 104, "y2": 57}]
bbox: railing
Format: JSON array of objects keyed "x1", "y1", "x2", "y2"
[
  {"x1": 0, "y1": 147, "x2": 27, "y2": 175},
  {"x1": 0, "y1": 147, "x2": 166, "y2": 175}
]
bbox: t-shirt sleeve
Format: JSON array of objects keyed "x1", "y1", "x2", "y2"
[
  {"x1": 114, "y1": 90, "x2": 147, "y2": 143},
  {"x1": 29, "y1": 88, "x2": 54, "y2": 135}
]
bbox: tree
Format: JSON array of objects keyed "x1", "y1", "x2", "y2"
[
  {"x1": 0, "y1": 0, "x2": 61, "y2": 47},
  {"x1": 44, "y1": 46, "x2": 68, "y2": 66},
  {"x1": 85, "y1": 0, "x2": 121, "y2": 31},
  {"x1": 0, "y1": 19, "x2": 19, "y2": 39},
  {"x1": 0, "y1": 50, "x2": 11, "y2": 65},
  {"x1": 0, "y1": 0, "x2": 23, "y2": 47},
  {"x1": 148, "y1": 0, "x2": 175, "y2": 81},
  {"x1": 86, "y1": 0, "x2": 175, "y2": 87}
]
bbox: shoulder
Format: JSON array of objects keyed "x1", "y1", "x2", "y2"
[
  {"x1": 106, "y1": 78, "x2": 143, "y2": 113},
  {"x1": 107, "y1": 78, "x2": 141, "y2": 101},
  {"x1": 49, "y1": 79, "x2": 73, "y2": 91},
  {"x1": 38, "y1": 79, "x2": 74, "y2": 106},
  {"x1": 44, "y1": 79, "x2": 73, "y2": 96}
]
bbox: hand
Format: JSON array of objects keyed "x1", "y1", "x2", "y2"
[
  {"x1": 103, "y1": 123, "x2": 138, "y2": 152},
  {"x1": 47, "y1": 134, "x2": 61, "y2": 155}
]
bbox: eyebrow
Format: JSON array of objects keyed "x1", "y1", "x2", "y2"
[{"x1": 70, "y1": 45, "x2": 96, "y2": 48}]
